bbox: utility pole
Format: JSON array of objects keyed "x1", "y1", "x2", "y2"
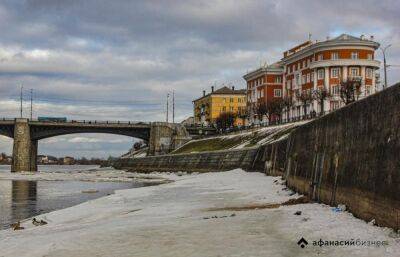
[
  {"x1": 166, "y1": 93, "x2": 169, "y2": 123},
  {"x1": 380, "y1": 44, "x2": 391, "y2": 89},
  {"x1": 172, "y1": 90, "x2": 175, "y2": 123},
  {"x1": 30, "y1": 89, "x2": 33, "y2": 120},
  {"x1": 20, "y1": 85, "x2": 23, "y2": 118}
]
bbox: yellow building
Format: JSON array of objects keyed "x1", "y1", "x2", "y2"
[{"x1": 193, "y1": 86, "x2": 247, "y2": 126}]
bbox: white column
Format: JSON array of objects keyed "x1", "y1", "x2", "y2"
[
  {"x1": 342, "y1": 66, "x2": 348, "y2": 82},
  {"x1": 313, "y1": 69, "x2": 318, "y2": 112},
  {"x1": 324, "y1": 67, "x2": 330, "y2": 113},
  {"x1": 324, "y1": 67, "x2": 329, "y2": 90},
  {"x1": 360, "y1": 66, "x2": 366, "y2": 97},
  {"x1": 371, "y1": 69, "x2": 376, "y2": 94}
]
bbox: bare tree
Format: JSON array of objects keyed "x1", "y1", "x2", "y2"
[
  {"x1": 255, "y1": 103, "x2": 268, "y2": 122},
  {"x1": 312, "y1": 88, "x2": 332, "y2": 115},
  {"x1": 296, "y1": 90, "x2": 313, "y2": 118},
  {"x1": 339, "y1": 78, "x2": 362, "y2": 105},
  {"x1": 215, "y1": 112, "x2": 236, "y2": 130},
  {"x1": 267, "y1": 98, "x2": 284, "y2": 123},
  {"x1": 281, "y1": 94, "x2": 293, "y2": 121}
]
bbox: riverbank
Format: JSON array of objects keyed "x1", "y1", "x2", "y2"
[{"x1": 0, "y1": 169, "x2": 398, "y2": 257}]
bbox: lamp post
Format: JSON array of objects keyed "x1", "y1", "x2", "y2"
[{"x1": 380, "y1": 44, "x2": 391, "y2": 89}]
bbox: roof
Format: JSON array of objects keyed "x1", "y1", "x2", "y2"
[
  {"x1": 243, "y1": 61, "x2": 284, "y2": 81},
  {"x1": 282, "y1": 33, "x2": 380, "y2": 62},
  {"x1": 193, "y1": 86, "x2": 246, "y2": 102}
]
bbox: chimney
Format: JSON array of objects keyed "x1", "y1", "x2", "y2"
[
  {"x1": 203, "y1": 90, "x2": 206, "y2": 97},
  {"x1": 370, "y1": 35, "x2": 374, "y2": 41},
  {"x1": 211, "y1": 86, "x2": 214, "y2": 92},
  {"x1": 360, "y1": 34, "x2": 365, "y2": 40},
  {"x1": 231, "y1": 86, "x2": 235, "y2": 91}
]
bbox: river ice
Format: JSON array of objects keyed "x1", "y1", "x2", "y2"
[{"x1": 0, "y1": 169, "x2": 398, "y2": 257}]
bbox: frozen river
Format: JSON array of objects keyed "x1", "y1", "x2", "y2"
[{"x1": 0, "y1": 165, "x2": 147, "y2": 229}]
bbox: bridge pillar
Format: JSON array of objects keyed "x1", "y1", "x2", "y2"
[
  {"x1": 30, "y1": 140, "x2": 38, "y2": 171},
  {"x1": 148, "y1": 122, "x2": 190, "y2": 156},
  {"x1": 12, "y1": 119, "x2": 36, "y2": 172}
]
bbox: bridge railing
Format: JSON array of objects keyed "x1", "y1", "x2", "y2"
[
  {"x1": 27, "y1": 119, "x2": 150, "y2": 125},
  {"x1": 0, "y1": 118, "x2": 16, "y2": 122}
]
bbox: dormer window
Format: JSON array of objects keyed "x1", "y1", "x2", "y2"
[
  {"x1": 367, "y1": 53, "x2": 373, "y2": 60},
  {"x1": 351, "y1": 52, "x2": 358, "y2": 60},
  {"x1": 331, "y1": 52, "x2": 339, "y2": 60},
  {"x1": 318, "y1": 54, "x2": 323, "y2": 61}
]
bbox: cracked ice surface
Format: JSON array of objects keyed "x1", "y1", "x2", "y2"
[{"x1": 0, "y1": 169, "x2": 398, "y2": 257}]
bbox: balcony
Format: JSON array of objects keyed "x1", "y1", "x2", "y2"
[{"x1": 309, "y1": 59, "x2": 380, "y2": 69}]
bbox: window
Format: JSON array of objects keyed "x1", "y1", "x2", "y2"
[
  {"x1": 274, "y1": 89, "x2": 282, "y2": 97},
  {"x1": 367, "y1": 53, "x2": 373, "y2": 60},
  {"x1": 318, "y1": 54, "x2": 323, "y2": 61},
  {"x1": 307, "y1": 59, "x2": 311, "y2": 66},
  {"x1": 332, "y1": 85, "x2": 340, "y2": 95},
  {"x1": 222, "y1": 98, "x2": 226, "y2": 103},
  {"x1": 230, "y1": 97, "x2": 234, "y2": 103},
  {"x1": 303, "y1": 60, "x2": 306, "y2": 68},
  {"x1": 311, "y1": 72, "x2": 314, "y2": 82},
  {"x1": 261, "y1": 89, "x2": 264, "y2": 97},
  {"x1": 296, "y1": 74, "x2": 300, "y2": 85},
  {"x1": 230, "y1": 106, "x2": 234, "y2": 111},
  {"x1": 302, "y1": 75, "x2": 306, "y2": 85},
  {"x1": 331, "y1": 68, "x2": 339, "y2": 78},
  {"x1": 350, "y1": 67, "x2": 359, "y2": 76},
  {"x1": 297, "y1": 63, "x2": 301, "y2": 70},
  {"x1": 331, "y1": 52, "x2": 339, "y2": 60},
  {"x1": 306, "y1": 73, "x2": 310, "y2": 83},
  {"x1": 317, "y1": 69, "x2": 324, "y2": 79},
  {"x1": 222, "y1": 106, "x2": 226, "y2": 112},
  {"x1": 275, "y1": 76, "x2": 282, "y2": 83},
  {"x1": 366, "y1": 68, "x2": 373, "y2": 79},
  {"x1": 351, "y1": 52, "x2": 358, "y2": 59}
]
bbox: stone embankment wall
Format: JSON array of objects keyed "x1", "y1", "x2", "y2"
[
  {"x1": 283, "y1": 83, "x2": 400, "y2": 230},
  {"x1": 114, "y1": 147, "x2": 261, "y2": 173}
]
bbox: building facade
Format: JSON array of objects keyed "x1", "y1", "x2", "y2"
[
  {"x1": 243, "y1": 62, "x2": 284, "y2": 122},
  {"x1": 282, "y1": 34, "x2": 380, "y2": 119},
  {"x1": 193, "y1": 86, "x2": 247, "y2": 126},
  {"x1": 243, "y1": 34, "x2": 381, "y2": 122}
]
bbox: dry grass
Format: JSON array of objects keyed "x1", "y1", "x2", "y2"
[{"x1": 205, "y1": 196, "x2": 309, "y2": 212}]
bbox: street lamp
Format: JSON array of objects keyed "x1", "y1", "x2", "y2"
[{"x1": 380, "y1": 44, "x2": 391, "y2": 89}]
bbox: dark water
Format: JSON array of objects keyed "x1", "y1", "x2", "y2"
[{"x1": 0, "y1": 165, "x2": 145, "y2": 229}]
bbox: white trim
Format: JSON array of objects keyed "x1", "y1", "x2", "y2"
[{"x1": 309, "y1": 59, "x2": 380, "y2": 69}]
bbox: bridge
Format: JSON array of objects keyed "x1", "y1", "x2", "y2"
[{"x1": 0, "y1": 118, "x2": 216, "y2": 172}]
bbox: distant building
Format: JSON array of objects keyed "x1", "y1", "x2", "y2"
[
  {"x1": 180, "y1": 116, "x2": 195, "y2": 126},
  {"x1": 63, "y1": 156, "x2": 75, "y2": 165},
  {"x1": 193, "y1": 86, "x2": 247, "y2": 126},
  {"x1": 0, "y1": 153, "x2": 12, "y2": 164},
  {"x1": 38, "y1": 155, "x2": 58, "y2": 164}
]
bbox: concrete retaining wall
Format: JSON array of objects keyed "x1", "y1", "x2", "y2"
[
  {"x1": 284, "y1": 84, "x2": 400, "y2": 230},
  {"x1": 114, "y1": 147, "x2": 261, "y2": 173}
]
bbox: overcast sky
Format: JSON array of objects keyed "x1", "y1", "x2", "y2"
[{"x1": 0, "y1": 0, "x2": 399, "y2": 158}]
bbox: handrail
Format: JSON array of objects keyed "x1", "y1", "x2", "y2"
[{"x1": 1, "y1": 118, "x2": 152, "y2": 125}]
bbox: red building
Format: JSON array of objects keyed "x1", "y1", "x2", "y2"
[
  {"x1": 243, "y1": 34, "x2": 381, "y2": 123},
  {"x1": 243, "y1": 62, "x2": 283, "y2": 123}
]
